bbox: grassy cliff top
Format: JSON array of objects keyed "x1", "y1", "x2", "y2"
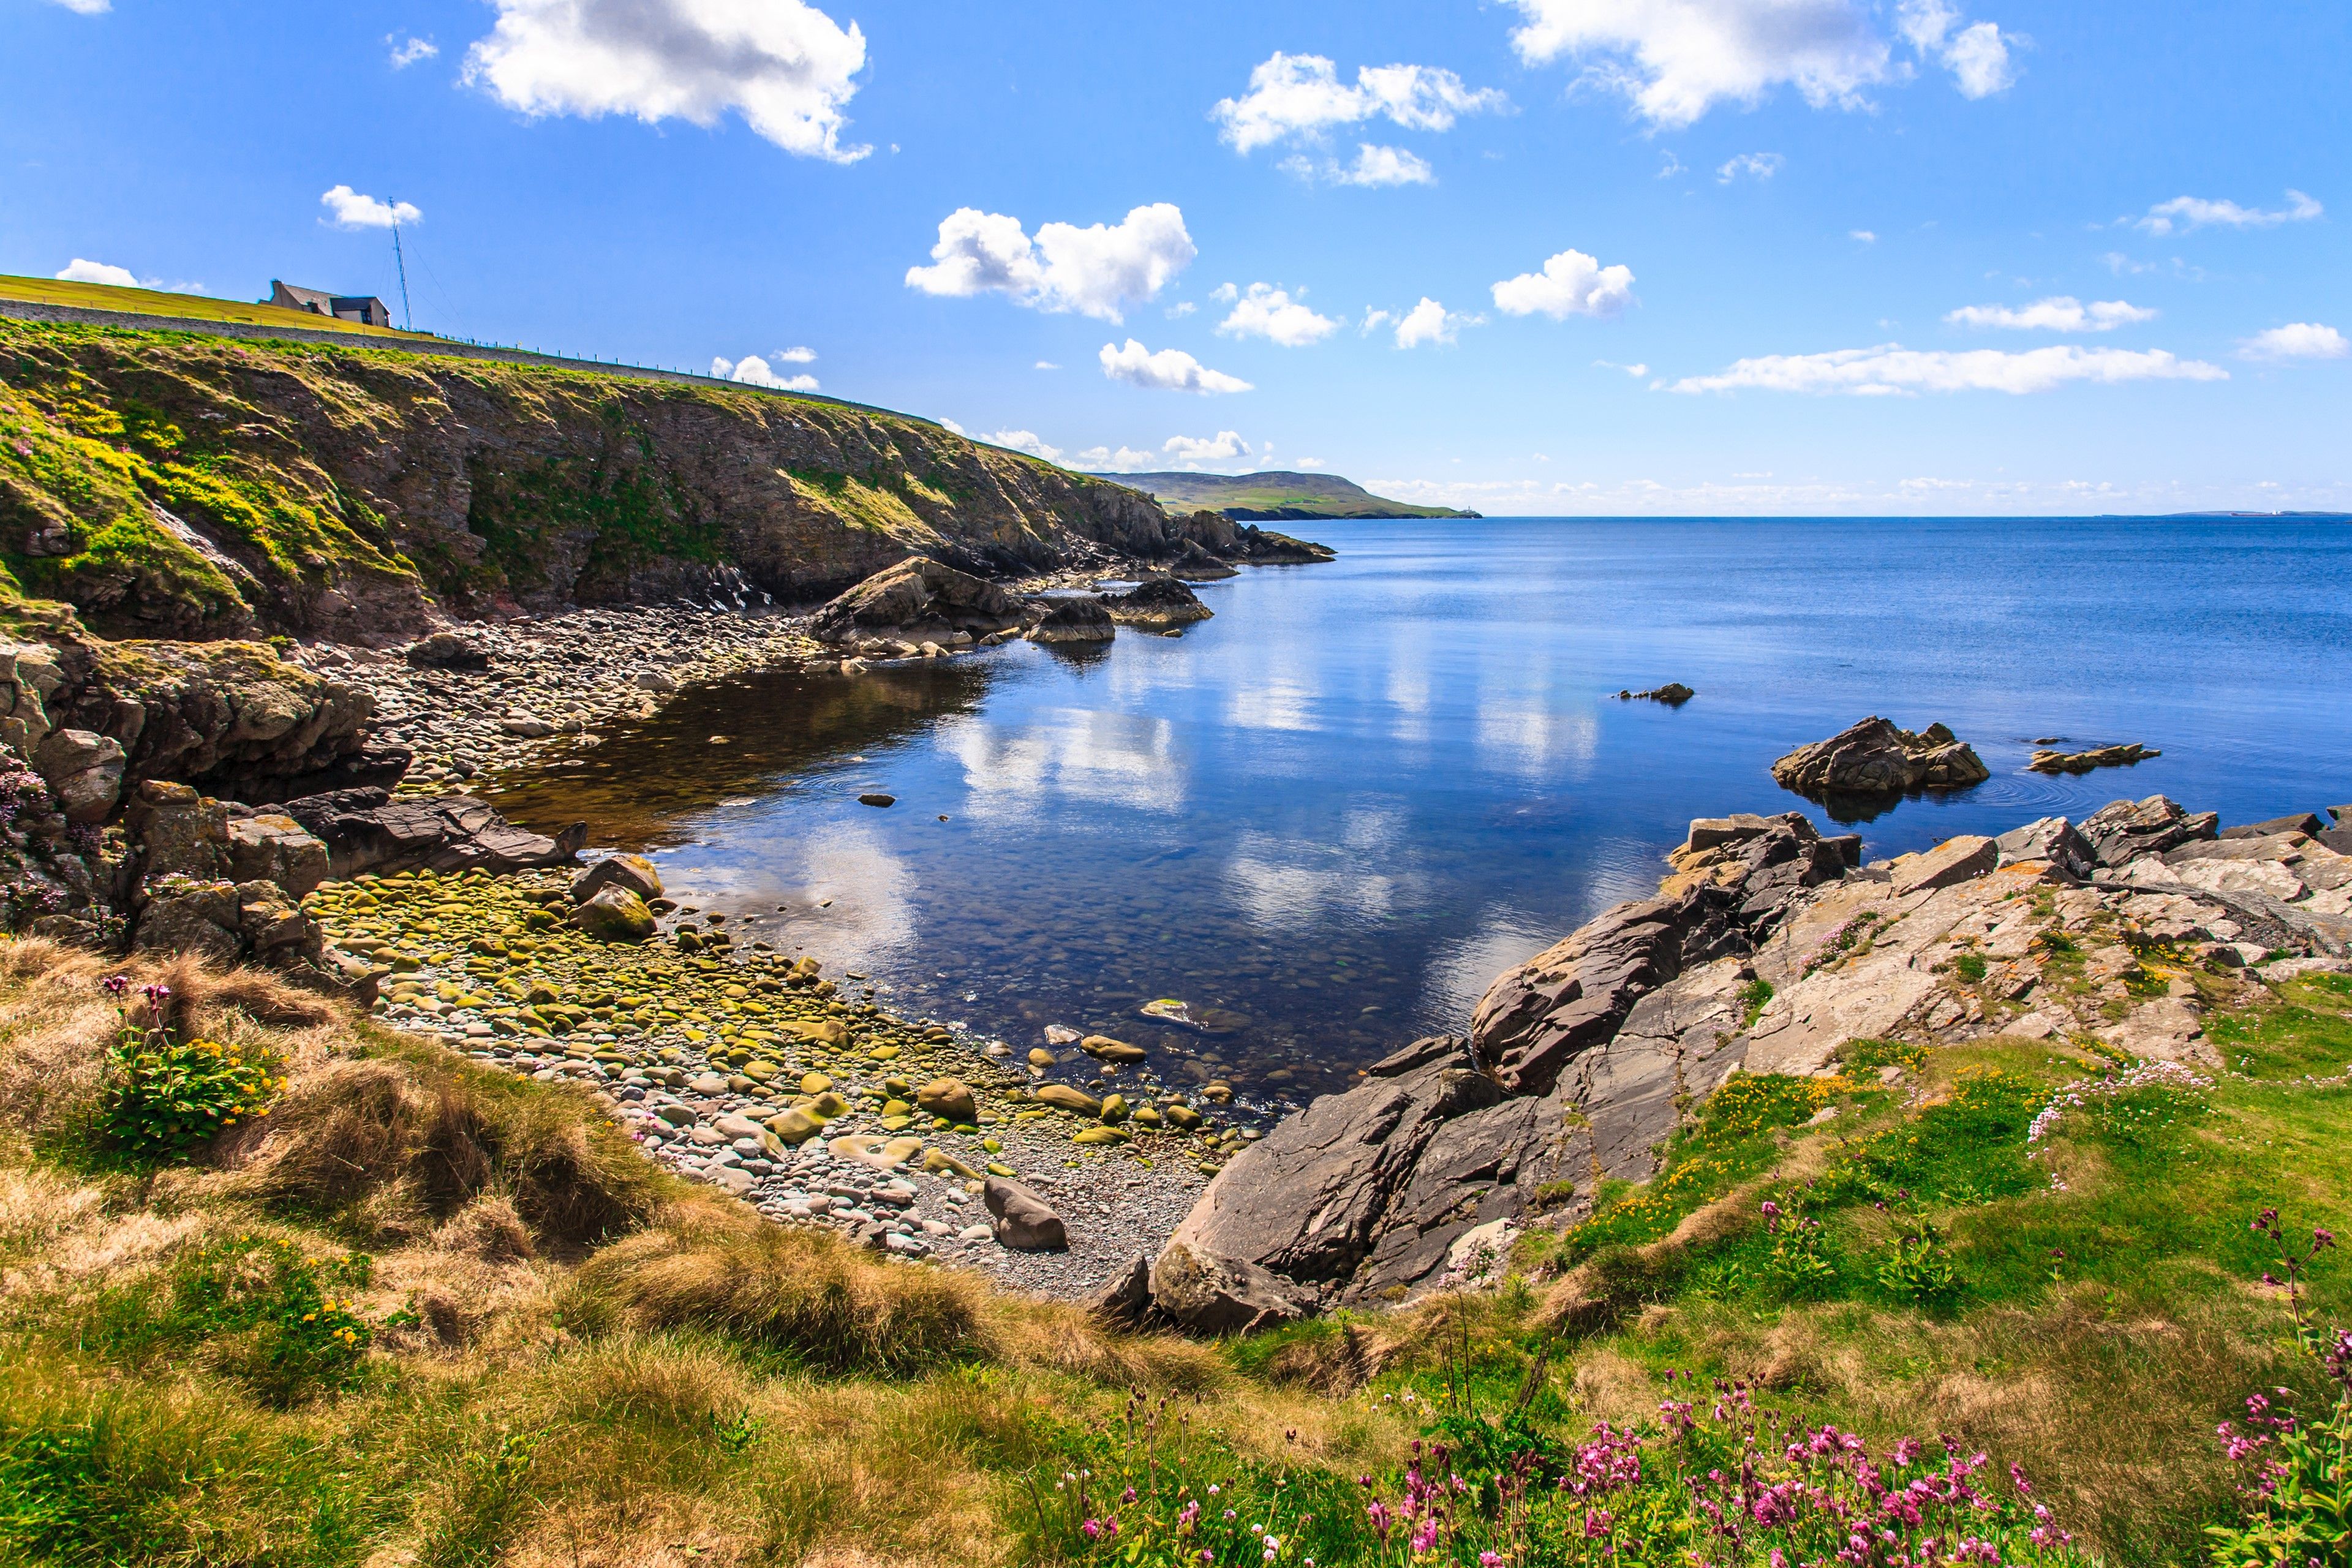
[
  {"x1": 0, "y1": 274, "x2": 438, "y2": 342},
  {"x1": 1097, "y1": 469, "x2": 1477, "y2": 519}
]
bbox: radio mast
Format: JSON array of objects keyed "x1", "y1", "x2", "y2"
[{"x1": 392, "y1": 225, "x2": 414, "y2": 330}]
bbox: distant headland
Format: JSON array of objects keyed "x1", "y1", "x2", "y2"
[{"x1": 1093, "y1": 469, "x2": 1480, "y2": 520}]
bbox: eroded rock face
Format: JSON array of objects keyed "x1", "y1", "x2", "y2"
[
  {"x1": 225, "y1": 812, "x2": 330, "y2": 899},
  {"x1": 1148, "y1": 1238, "x2": 1308, "y2": 1335},
  {"x1": 2080, "y1": 794, "x2": 2218, "y2": 867},
  {"x1": 1770, "y1": 717, "x2": 1989, "y2": 800},
  {"x1": 279, "y1": 788, "x2": 585, "y2": 878},
  {"x1": 811, "y1": 557, "x2": 1025, "y2": 647}
]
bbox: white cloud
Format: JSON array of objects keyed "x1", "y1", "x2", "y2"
[
  {"x1": 1657, "y1": 151, "x2": 1686, "y2": 178},
  {"x1": 1165, "y1": 301, "x2": 1197, "y2": 318},
  {"x1": 44, "y1": 0, "x2": 108, "y2": 13},
  {"x1": 976, "y1": 429, "x2": 1063, "y2": 461},
  {"x1": 55, "y1": 258, "x2": 137, "y2": 287},
  {"x1": 1945, "y1": 296, "x2": 2156, "y2": 332},
  {"x1": 1505, "y1": 0, "x2": 1891, "y2": 127},
  {"x1": 1075, "y1": 444, "x2": 1159, "y2": 470},
  {"x1": 1594, "y1": 359, "x2": 1650, "y2": 377},
  {"x1": 1941, "y1": 21, "x2": 2015, "y2": 96},
  {"x1": 1215, "y1": 283, "x2": 1340, "y2": 347},
  {"x1": 2136, "y1": 190, "x2": 2323, "y2": 236},
  {"x1": 1392, "y1": 297, "x2": 1477, "y2": 349},
  {"x1": 1333, "y1": 144, "x2": 1435, "y2": 187},
  {"x1": 1716, "y1": 151, "x2": 1783, "y2": 183},
  {"x1": 1670, "y1": 342, "x2": 2228, "y2": 395},
  {"x1": 905, "y1": 203, "x2": 1194, "y2": 323},
  {"x1": 1360, "y1": 308, "x2": 1394, "y2": 337},
  {"x1": 464, "y1": 0, "x2": 868, "y2": 163},
  {"x1": 321, "y1": 185, "x2": 421, "y2": 228},
  {"x1": 2237, "y1": 323, "x2": 2348, "y2": 362},
  {"x1": 711, "y1": 355, "x2": 818, "y2": 391},
  {"x1": 1896, "y1": 1, "x2": 2017, "y2": 96},
  {"x1": 1098, "y1": 339, "x2": 1253, "y2": 394},
  {"x1": 1491, "y1": 248, "x2": 1638, "y2": 320},
  {"x1": 1849, "y1": 228, "x2": 1876, "y2": 242},
  {"x1": 1508, "y1": 0, "x2": 2025, "y2": 124},
  {"x1": 1161, "y1": 431, "x2": 1251, "y2": 465},
  {"x1": 1034, "y1": 360, "x2": 1060, "y2": 371},
  {"x1": 388, "y1": 35, "x2": 439, "y2": 67},
  {"x1": 1213, "y1": 52, "x2": 1506, "y2": 153},
  {"x1": 771, "y1": 345, "x2": 816, "y2": 363}
]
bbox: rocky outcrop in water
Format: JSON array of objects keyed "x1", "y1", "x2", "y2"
[
  {"x1": 1104, "y1": 576, "x2": 1213, "y2": 630},
  {"x1": 1770, "y1": 717, "x2": 1989, "y2": 800},
  {"x1": 278, "y1": 788, "x2": 586, "y2": 880},
  {"x1": 1024, "y1": 597, "x2": 1115, "y2": 644}
]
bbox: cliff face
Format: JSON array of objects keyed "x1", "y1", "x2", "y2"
[{"x1": 0, "y1": 321, "x2": 1177, "y2": 641}]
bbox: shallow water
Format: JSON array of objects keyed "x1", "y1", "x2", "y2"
[{"x1": 491, "y1": 517, "x2": 2352, "y2": 1101}]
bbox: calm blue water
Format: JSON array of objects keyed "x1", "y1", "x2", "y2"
[{"x1": 495, "y1": 518, "x2": 2352, "y2": 1099}]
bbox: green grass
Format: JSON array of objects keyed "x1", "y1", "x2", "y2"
[
  {"x1": 1099, "y1": 469, "x2": 1476, "y2": 518},
  {"x1": 0, "y1": 273, "x2": 430, "y2": 339}
]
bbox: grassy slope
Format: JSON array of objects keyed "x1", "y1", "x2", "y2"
[
  {"x1": 1099, "y1": 470, "x2": 1474, "y2": 519},
  {"x1": 0, "y1": 275, "x2": 434, "y2": 342},
  {"x1": 0, "y1": 318, "x2": 1101, "y2": 638},
  {"x1": 1, "y1": 933, "x2": 2346, "y2": 1566}
]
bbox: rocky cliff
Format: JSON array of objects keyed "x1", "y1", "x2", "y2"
[{"x1": 0, "y1": 319, "x2": 1197, "y2": 641}]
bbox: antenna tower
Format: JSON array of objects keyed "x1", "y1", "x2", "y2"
[{"x1": 393, "y1": 225, "x2": 414, "y2": 330}]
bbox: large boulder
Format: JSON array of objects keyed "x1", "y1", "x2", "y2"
[
  {"x1": 1164, "y1": 1040, "x2": 1502, "y2": 1285},
  {"x1": 1023, "y1": 597, "x2": 1115, "y2": 644},
  {"x1": 1103, "y1": 576, "x2": 1213, "y2": 630},
  {"x1": 225, "y1": 812, "x2": 331, "y2": 899},
  {"x1": 1993, "y1": 816, "x2": 2097, "y2": 878},
  {"x1": 125, "y1": 780, "x2": 231, "y2": 880},
  {"x1": 1148, "y1": 1239, "x2": 1310, "y2": 1335},
  {"x1": 2079, "y1": 794, "x2": 2218, "y2": 868},
  {"x1": 1770, "y1": 717, "x2": 1989, "y2": 800},
  {"x1": 279, "y1": 788, "x2": 586, "y2": 878},
  {"x1": 915, "y1": 1077, "x2": 978, "y2": 1123},
  {"x1": 811, "y1": 557, "x2": 1025, "y2": 647},
  {"x1": 31, "y1": 728, "x2": 125, "y2": 823},
  {"x1": 983, "y1": 1177, "x2": 1067, "y2": 1251},
  {"x1": 1472, "y1": 893, "x2": 1711, "y2": 1096},
  {"x1": 571, "y1": 886, "x2": 655, "y2": 941},
  {"x1": 571, "y1": 853, "x2": 662, "y2": 904}
]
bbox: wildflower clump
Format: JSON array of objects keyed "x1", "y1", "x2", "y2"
[{"x1": 94, "y1": 978, "x2": 286, "y2": 1161}]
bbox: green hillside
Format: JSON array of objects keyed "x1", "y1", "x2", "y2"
[
  {"x1": 1098, "y1": 469, "x2": 1479, "y2": 519},
  {"x1": 0, "y1": 273, "x2": 434, "y2": 341}
]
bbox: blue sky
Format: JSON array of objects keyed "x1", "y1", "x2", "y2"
[{"x1": 2, "y1": 0, "x2": 2345, "y2": 515}]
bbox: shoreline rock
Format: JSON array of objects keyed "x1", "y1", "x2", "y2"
[{"x1": 2028, "y1": 742, "x2": 2160, "y2": 774}]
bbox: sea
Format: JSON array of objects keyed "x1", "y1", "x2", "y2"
[{"x1": 489, "y1": 517, "x2": 2352, "y2": 1102}]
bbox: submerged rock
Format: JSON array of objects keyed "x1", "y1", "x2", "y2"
[
  {"x1": 2027, "y1": 742, "x2": 2160, "y2": 774},
  {"x1": 1614, "y1": 683, "x2": 1694, "y2": 705},
  {"x1": 1770, "y1": 717, "x2": 1989, "y2": 799}
]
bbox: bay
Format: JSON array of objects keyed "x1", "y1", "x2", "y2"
[{"x1": 489, "y1": 516, "x2": 2352, "y2": 1101}]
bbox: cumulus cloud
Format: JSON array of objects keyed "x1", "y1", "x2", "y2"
[
  {"x1": 1336, "y1": 144, "x2": 1435, "y2": 186},
  {"x1": 45, "y1": 0, "x2": 109, "y2": 13},
  {"x1": 1505, "y1": 0, "x2": 1890, "y2": 126},
  {"x1": 2136, "y1": 190, "x2": 2323, "y2": 236},
  {"x1": 1716, "y1": 151, "x2": 1783, "y2": 182},
  {"x1": 1945, "y1": 296, "x2": 2156, "y2": 332},
  {"x1": 2237, "y1": 323, "x2": 2348, "y2": 361},
  {"x1": 978, "y1": 429, "x2": 1063, "y2": 461},
  {"x1": 321, "y1": 185, "x2": 421, "y2": 228},
  {"x1": 1035, "y1": 360, "x2": 1060, "y2": 371},
  {"x1": 1215, "y1": 283, "x2": 1340, "y2": 347},
  {"x1": 464, "y1": 0, "x2": 869, "y2": 162},
  {"x1": 1392, "y1": 298, "x2": 1479, "y2": 349},
  {"x1": 1161, "y1": 431, "x2": 1251, "y2": 464},
  {"x1": 1669, "y1": 342, "x2": 2227, "y2": 395},
  {"x1": 55, "y1": 258, "x2": 137, "y2": 287},
  {"x1": 1850, "y1": 229, "x2": 1877, "y2": 242},
  {"x1": 1074, "y1": 443, "x2": 1159, "y2": 470},
  {"x1": 1491, "y1": 248, "x2": 1638, "y2": 320},
  {"x1": 711, "y1": 354, "x2": 818, "y2": 391},
  {"x1": 1098, "y1": 339, "x2": 1253, "y2": 394},
  {"x1": 1896, "y1": 0, "x2": 2017, "y2": 97},
  {"x1": 771, "y1": 345, "x2": 816, "y2": 362},
  {"x1": 1507, "y1": 0, "x2": 2020, "y2": 125},
  {"x1": 388, "y1": 35, "x2": 439, "y2": 67},
  {"x1": 1213, "y1": 53, "x2": 1506, "y2": 153},
  {"x1": 906, "y1": 204, "x2": 1194, "y2": 323}
]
